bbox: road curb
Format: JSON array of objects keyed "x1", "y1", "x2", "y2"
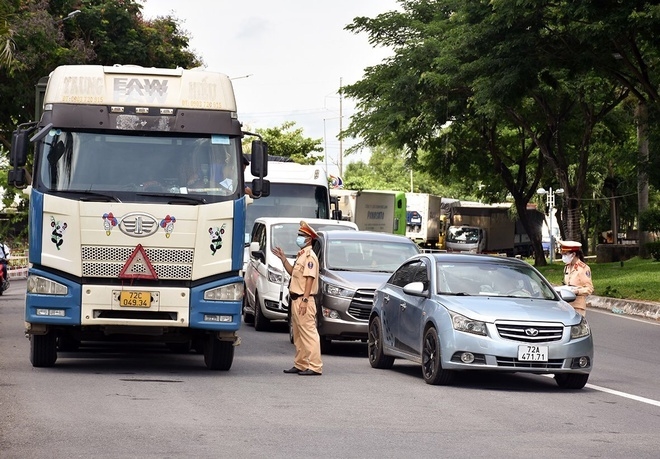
[{"x1": 588, "y1": 295, "x2": 660, "y2": 321}]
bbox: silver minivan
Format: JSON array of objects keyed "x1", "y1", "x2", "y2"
[
  {"x1": 311, "y1": 230, "x2": 421, "y2": 353},
  {"x1": 243, "y1": 217, "x2": 358, "y2": 331}
]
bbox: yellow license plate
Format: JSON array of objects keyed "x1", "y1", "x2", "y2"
[{"x1": 119, "y1": 291, "x2": 152, "y2": 308}]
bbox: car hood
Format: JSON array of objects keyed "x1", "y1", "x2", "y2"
[
  {"x1": 437, "y1": 296, "x2": 582, "y2": 324},
  {"x1": 322, "y1": 269, "x2": 391, "y2": 290}
]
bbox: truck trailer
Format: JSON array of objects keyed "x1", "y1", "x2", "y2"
[
  {"x1": 405, "y1": 192, "x2": 443, "y2": 248},
  {"x1": 8, "y1": 65, "x2": 268, "y2": 370},
  {"x1": 330, "y1": 189, "x2": 406, "y2": 235}
]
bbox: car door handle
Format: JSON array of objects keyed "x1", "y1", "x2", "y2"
[
  {"x1": 400, "y1": 302, "x2": 406, "y2": 311},
  {"x1": 383, "y1": 294, "x2": 390, "y2": 303}
]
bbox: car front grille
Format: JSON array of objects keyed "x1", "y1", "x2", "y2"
[
  {"x1": 495, "y1": 322, "x2": 564, "y2": 343},
  {"x1": 347, "y1": 289, "x2": 375, "y2": 321},
  {"x1": 81, "y1": 245, "x2": 194, "y2": 280},
  {"x1": 495, "y1": 357, "x2": 565, "y2": 369}
]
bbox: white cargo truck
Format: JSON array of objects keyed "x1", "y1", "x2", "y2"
[{"x1": 405, "y1": 193, "x2": 443, "y2": 248}]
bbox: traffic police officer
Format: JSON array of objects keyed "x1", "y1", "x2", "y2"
[
  {"x1": 560, "y1": 240, "x2": 594, "y2": 316},
  {"x1": 271, "y1": 220, "x2": 323, "y2": 376}
]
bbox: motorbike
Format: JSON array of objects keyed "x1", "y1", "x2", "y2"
[{"x1": 0, "y1": 259, "x2": 9, "y2": 295}]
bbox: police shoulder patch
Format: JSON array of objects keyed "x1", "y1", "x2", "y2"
[{"x1": 307, "y1": 261, "x2": 314, "y2": 269}]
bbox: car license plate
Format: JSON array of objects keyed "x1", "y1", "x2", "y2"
[
  {"x1": 518, "y1": 345, "x2": 548, "y2": 362},
  {"x1": 119, "y1": 291, "x2": 152, "y2": 308}
]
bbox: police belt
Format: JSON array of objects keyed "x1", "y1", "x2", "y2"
[{"x1": 289, "y1": 292, "x2": 303, "y2": 300}]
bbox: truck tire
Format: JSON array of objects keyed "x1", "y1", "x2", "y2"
[
  {"x1": 30, "y1": 333, "x2": 58, "y2": 367},
  {"x1": 204, "y1": 335, "x2": 234, "y2": 371}
]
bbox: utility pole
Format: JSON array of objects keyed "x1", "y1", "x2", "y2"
[{"x1": 339, "y1": 77, "x2": 343, "y2": 177}]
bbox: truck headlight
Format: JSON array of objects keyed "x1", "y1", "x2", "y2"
[
  {"x1": 204, "y1": 282, "x2": 244, "y2": 301},
  {"x1": 27, "y1": 275, "x2": 68, "y2": 295}
]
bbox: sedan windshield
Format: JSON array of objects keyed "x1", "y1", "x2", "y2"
[
  {"x1": 436, "y1": 261, "x2": 557, "y2": 299},
  {"x1": 327, "y1": 240, "x2": 420, "y2": 272}
]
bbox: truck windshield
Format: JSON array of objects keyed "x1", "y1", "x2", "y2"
[
  {"x1": 446, "y1": 227, "x2": 481, "y2": 244},
  {"x1": 36, "y1": 130, "x2": 241, "y2": 200},
  {"x1": 245, "y1": 183, "x2": 330, "y2": 240}
]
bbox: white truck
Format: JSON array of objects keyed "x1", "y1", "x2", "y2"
[
  {"x1": 445, "y1": 202, "x2": 542, "y2": 257},
  {"x1": 330, "y1": 189, "x2": 406, "y2": 235},
  {"x1": 405, "y1": 192, "x2": 443, "y2": 248},
  {"x1": 8, "y1": 65, "x2": 268, "y2": 370}
]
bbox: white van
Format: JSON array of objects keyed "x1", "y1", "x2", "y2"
[{"x1": 243, "y1": 217, "x2": 358, "y2": 331}]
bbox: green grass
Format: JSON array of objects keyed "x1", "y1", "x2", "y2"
[{"x1": 534, "y1": 257, "x2": 660, "y2": 303}]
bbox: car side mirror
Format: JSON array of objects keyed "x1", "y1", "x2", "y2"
[
  {"x1": 555, "y1": 286, "x2": 577, "y2": 303},
  {"x1": 403, "y1": 281, "x2": 428, "y2": 297},
  {"x1": 249, "y1": 241, "x2": 265, "y2": 263}
]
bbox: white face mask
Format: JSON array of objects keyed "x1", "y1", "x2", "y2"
[
  {"x1": 296, "y1": 236, "x2": 308, "y2": 248},
  {"x1": 561, "y1": 253, "x2": 575, "y2": 264}
]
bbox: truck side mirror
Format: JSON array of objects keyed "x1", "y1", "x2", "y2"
[
  {"x1": 250, "y1": 140, "x2": 268, "y2": 177},
  {"x1": 251, "y1": 178, "x2": 270, "y2": 198},
  {"x1": 10, "y1": 129, "x2": 29, "y2": 167},
  {"x1": 332, "y1": 209, "x2": 343, "y2": 220}
]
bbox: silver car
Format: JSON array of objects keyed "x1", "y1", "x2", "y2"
[
  {"x1": 369, "y1": 253, "x2": 593, "y2": 389},
  {"x1": 312, "y1": 230, "x2": 421, "y2": 353}
]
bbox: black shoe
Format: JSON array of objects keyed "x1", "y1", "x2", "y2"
[
  {"x1": 283, "y1": 366, "x2": 302, "y2": 374},
  {"x1": 298, "y1": 369, "x2": 321, "y2": 376}
]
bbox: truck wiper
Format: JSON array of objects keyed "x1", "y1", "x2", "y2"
[
  {"x1": 136, "y1": 192, "x2": 206, "y2": 204},
  {"x1": 55, "y1": 189, "x2": 121, "y2": 202}
]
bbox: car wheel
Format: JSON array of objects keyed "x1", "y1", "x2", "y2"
[
  {"x1": 422, "y1": 327, "x2": 454, "y2": 385},
  {"x1": 242, "y1": 294, "x2": 255, "y2": 325},
  {"x1": 554, "y1": 373, "x2": 589, "y2": 390},
  {"x1": 30, "y1": 333, "x2": 58, "y2": 368},
  {"x1": 319, "y1": 336, "x2": 332, "y2": 354},
  {"x1": 253, "y1": 293, "x2": 270, "y2": 331},
  {"x1": 368, "y1": 316, "x2": 394, "y2": 369},
  {"x1": 204, "y1": 335, "x2": 234, "y2": 371}
]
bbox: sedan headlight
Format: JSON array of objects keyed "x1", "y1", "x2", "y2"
[
  {"x1": 449, "y1": 311, "x2": 487, "y2": 336},
  {"x1": 570, "y1": 317, "x2": 591, "y2": 340},
  {"x1": 204, "y1": 282, "x2": 244, "y2": 301},
  {"x1": 323, "y1": 282, "x2": 355, "y2": 298}
]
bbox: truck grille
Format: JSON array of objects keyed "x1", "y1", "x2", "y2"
[
  {"x1": 496, "y1": 322, "x2": 564, "y2": 343},
  {"x1": 81, "y1": 246, "x2": 194, "y2": 280},
  {"x1": 347, "y1": 289, "x2": 375, "y2": 321}
]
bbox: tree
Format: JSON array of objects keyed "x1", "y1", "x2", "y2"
[
  {"x1": 343, "y1": 0, "x2": 641, "y2": 264},
  {"x1": 247, "y1": 121, "x2": 323, "y2": 165},
  {"x1": 0, "y1": 0, "x2": 16, "y2": 68}
]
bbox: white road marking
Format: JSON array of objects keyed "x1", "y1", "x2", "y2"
[
  {"x1": 585, "y1": 383, "x2": 660, "y2": 407},
  {"x1": 590, "y1": 307, "x2": 660, "y2": 325}
]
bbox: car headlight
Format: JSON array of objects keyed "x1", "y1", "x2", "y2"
[
  {"x1": 204, "y1": 282, "x2": 244, "y2": 301},
  {"x1": 27, "y1": 275, "x2": 68, "y2": 295},
  {"x1": 570, "y1": 317, "x2": 591, "y2": 339},
  {"x1": 267, "y1": 265, "x2": 285, "y2": 284},
  {"x1": 323, "y1": 282, "x2": 355, "y2": 298},
  {"x1": 449, "y1": 311, "x2": 487, "y2": 336}
]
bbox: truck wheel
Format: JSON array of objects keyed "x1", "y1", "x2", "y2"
[
  {"x1": 204, "y1": 335, "x2": 234, "y2": 371},
  {"x1": 30, "y1": 333, "x2": 58, "y2": 367},
  {"x1": 253, "y1": 293, "x2": 270, "y2": 331}
]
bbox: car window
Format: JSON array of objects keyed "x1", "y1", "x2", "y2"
[
  {"x1": 389, "y1": 260, "x2": 422, "y2": 288},
  {"x1": 327, "y1": 239, "x2": 419, "y2": 272},
  {"x1": 271, "y1": 223, "x2": 301, "y2": 258}
]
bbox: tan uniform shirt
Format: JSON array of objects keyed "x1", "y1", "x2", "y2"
[
  {"x1": 289, "y1": 246, "x2": 319, "y2": 296},
  {"x1": 564, "y1": 260, "x2": 594, "y2": 313}
]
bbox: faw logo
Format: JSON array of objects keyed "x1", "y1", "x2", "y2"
[{"x1": 113, "y1": 78, "x2": 169, "y2": 99}]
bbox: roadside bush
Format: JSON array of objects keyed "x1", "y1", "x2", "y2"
[{"x1": 645, "y1": 241, "x2": 660, "y2": 261}]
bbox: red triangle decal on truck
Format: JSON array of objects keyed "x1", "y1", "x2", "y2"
[{"x1": 119, "y1": 244, "x2": 158, "y2": 280}]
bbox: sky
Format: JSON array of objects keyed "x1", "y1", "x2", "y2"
[{"x1": 139, "y1": 0, "x2": 399, "y2": 177}]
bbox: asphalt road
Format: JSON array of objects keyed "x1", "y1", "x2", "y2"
[{"x1": 1, "y1": 279, "x2": 660, "y2": 458}]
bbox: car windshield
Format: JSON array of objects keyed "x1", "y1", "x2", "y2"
[
  {"x1": 435, "y1": 261, "x2": 557, "y2": 299},
  {"x1": 446, "y1": 227, "x2": 481, "y2": 244},
  {"x1": 327, "y1": 240, "x2": 420, "y2": 272},
  {"x1": 271, "y1": 223, "x2": 355, "y2": 258}
]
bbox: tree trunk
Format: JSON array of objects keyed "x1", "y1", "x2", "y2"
[{"x1": 636, "y1": 102, "x2": 650, "y2": 258}]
